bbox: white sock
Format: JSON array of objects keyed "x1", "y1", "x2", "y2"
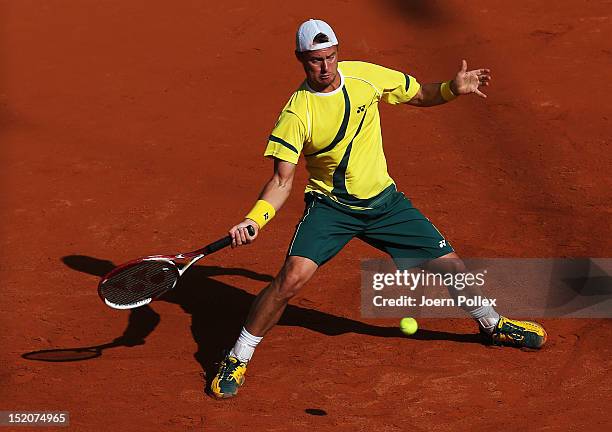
[
  {"x1": 469, "y1": 305, "x2": 500, "y2": 334},
  {"x1": 229, "y1": 327, "x2": 263, "y2": 363}
]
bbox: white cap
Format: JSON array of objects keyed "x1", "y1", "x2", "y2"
[{"x1": 296, "y1": 19, "x2": 338, "y2": 52}]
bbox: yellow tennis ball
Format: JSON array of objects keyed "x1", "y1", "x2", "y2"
[{"x1": 400, "y1": 317, "x2": 418, "y2": 335}]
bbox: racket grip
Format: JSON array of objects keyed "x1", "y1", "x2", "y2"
[{"x1": 207, "y1": 225, "x2": 256, "y2": 254}]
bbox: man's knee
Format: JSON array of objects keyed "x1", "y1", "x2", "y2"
[
  {"x1": 424, "y1": 252, "x2": 466, "y2": 274},
  {"x1": 273, "y1": 256, "x2": 318, "y2": 301}
]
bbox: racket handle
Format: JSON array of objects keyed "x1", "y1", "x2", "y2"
[{"x1": 206, "y1": 225, "x2": 256, "y2": 254}]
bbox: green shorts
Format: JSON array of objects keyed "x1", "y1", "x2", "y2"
[{"x1": 287, "y1": 186, "x2": 454, "y2": 268}]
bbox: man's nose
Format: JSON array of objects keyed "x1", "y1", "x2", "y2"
[{"x1": 321, "y1": 60, "x2": 329, "y2": 72}]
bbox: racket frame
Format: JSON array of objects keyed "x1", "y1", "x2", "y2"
[{"x1": 98, "y1": 227, "x2": 253, "y2": 309}]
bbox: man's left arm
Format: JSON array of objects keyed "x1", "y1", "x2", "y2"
[{"x1": 407, "y1": 59, "x2": 491, "y2": 107}]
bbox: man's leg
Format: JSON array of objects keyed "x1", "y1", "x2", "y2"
[
  {"x1": 210, "y1": 256, "x2": 317, "y2": 399},
  {"x1": 422, "y1": 253, "x2": 547, "y2": 348},
  {"x1": 361, "y1": 191, "x2": 546, "y2": 348},
  {"x1": 423, "y1": 252, "x2": 501, "y2": 331},
  {"x1": 234, "y1": 256, "x2": 318, "y2": 357},
  {"x1": 210, "y1": 193, "x2": 359, "y2": 399}
]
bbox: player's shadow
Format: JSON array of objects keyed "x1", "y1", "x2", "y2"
[{"x1": 61, "y1": 255, "x2": 482, "y2": 388}]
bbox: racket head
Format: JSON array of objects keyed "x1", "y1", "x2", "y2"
[{"x1": 98, "y1": 258, "x2": 180, "y2": 309}]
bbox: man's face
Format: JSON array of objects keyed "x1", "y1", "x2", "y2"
[{"x1": 296, "y1": 46, "x2": 339, "y2": 92}]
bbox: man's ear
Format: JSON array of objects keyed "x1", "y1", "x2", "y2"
[{"x1": 295, "y1": 50, "x2": 303, "y2": 62}]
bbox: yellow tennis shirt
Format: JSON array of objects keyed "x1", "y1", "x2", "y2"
[{"x1": 264, "y1": 61, "x2": 420, "y2": 208}]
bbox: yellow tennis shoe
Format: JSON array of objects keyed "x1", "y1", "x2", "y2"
[
  {"x1": 210, "y1": 354, "x2": 247, "y2": 399},
  {"x1": 484, "y1": 316, "x2": 547, "y2": 349}
]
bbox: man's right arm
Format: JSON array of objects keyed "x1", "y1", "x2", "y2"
[{"x1": 230, "y1": 159, "x2": 296, "y2": 247}]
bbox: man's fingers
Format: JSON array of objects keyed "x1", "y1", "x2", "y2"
[
  {"x1": 245, "y1": 225, "x2": 257, "y2": 241},
  {"x1": 470, "y1": 71, "x2": 490, "y2": 79},
  {"x1": 241, "y1": 226, "x2": 253, "y2": 243},
  {"x1": 237, "y1": 228, "x2": 247, "y2": 245},
  {"x1": 235, "y1": 228, "x2": 242, "y2": 246},
  {"x1": 461, "y1": 59, "x2": 468, "y2": 73},
  {"x1": 474, "y1": 88, "x2": 487, "y2": 98},
  {"x1": 229, "y1": 229, "x2": 238, "y2": 248}
]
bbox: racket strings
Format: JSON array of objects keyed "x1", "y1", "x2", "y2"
[{"x1": 100, "y1": 261, "x2": 178, "y2": 306}]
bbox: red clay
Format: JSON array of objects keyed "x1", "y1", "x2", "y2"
[{"x1": 1, "y1": 1, "x2": 610, "y2": 431}]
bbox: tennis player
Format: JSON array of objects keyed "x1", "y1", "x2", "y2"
[{"x1": 210, "y1": 19, "x2": 547, "y2": 399}]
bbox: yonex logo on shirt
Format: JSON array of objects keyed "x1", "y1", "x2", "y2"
[{"x1": 357, "y1": 105, "x2": 365, "y2": 113}]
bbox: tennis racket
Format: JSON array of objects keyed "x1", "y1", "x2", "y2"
[{"x1": 98, "y1": 226, "x2": 255, "y2": 309}]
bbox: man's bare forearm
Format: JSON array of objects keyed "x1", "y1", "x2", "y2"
[
  {"x1": 254, "y1": 158, "x2": 296, "y2": 212},
  {"x1": 258, "y1": 172, "x2": 293, "y2": 211},
  {"x1": 231, "y1": 160, "x2": 295, "y2": 245},
  {"x1": 408, "y1": 82, "x2": 456, "y2": 107}
]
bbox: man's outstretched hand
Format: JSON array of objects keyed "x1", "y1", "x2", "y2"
[{"x1": 452, "y1": 59, "x2": 491, "y2": 98}]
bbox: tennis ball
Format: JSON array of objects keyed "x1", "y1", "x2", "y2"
[{"x1": 400, "y1": 317, "x2": 418, "y2": 335}]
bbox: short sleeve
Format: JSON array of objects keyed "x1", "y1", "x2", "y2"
[
  {"x1": 381, "y1": 72, "x2": 421, "y2": 104},
  {"x1": 351, "y1": 62, "x2": 421, "y2": 105},
  {"x1": 375, "y1": 66, "x2": 421, "y2": 105},
  {"x1": 264, "y1": 110, "x2": 306, "y2": 164}
]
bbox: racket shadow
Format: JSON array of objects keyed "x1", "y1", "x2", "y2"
[{"x1": 22, "y1": 305, "x2": 161, "y2": 362}]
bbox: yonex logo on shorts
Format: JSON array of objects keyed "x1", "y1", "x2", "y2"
[{"x1": 439, "y1": 240, "x2": 447, "y2": 248}]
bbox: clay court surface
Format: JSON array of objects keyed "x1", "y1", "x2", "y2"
[{"x1": 1, "y1": 0, "x2": 611, "y2": 430}]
